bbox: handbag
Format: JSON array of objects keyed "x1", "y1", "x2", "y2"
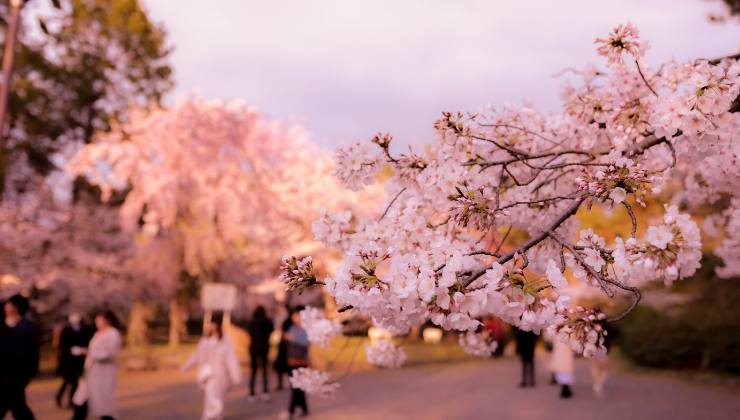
[
  {"x1": 287, "y1": 343, "x2": 309, "y2": 367},
  {"x1": 72, "y1": 379, "x2": 89, "y2": 406}
]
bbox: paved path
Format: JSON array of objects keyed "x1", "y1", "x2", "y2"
[{"x1": 22, "y1": 357, "x2": 740, "y2": 420}]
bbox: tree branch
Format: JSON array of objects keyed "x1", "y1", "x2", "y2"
[
  {"x1": 464, "y1": 198, "x2": 585, "y2": 286},
  {"x1": 378, "y1": 188, "x2": 406, "y2": 221}
]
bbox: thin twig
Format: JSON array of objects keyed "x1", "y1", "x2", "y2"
[
  {"x1": 326, "y1": 336, "x2": 352, "y2": 372},
  {"x1": 607, "y1": 287, "x2": 642, "y2": 322},
  {"x1": 622, "y1": 201, "x2": 637, "y2": 238},
  {"x1": 493, "y1": 225, "x2": 513, "y2": 255},
  {"x1": 546, "y1": 230, "x2": 612, "y2": 296},
  {"x1": 378, "y1": 188, "x2": 407, "y2": 221},
  {"x1": 336, "y1": 337, "x2": 364, "y2": 381},
  {"x1": 546, "y1": 230, "x2": 642, "y2": 320},
  {"x1": 635, "y1": 60, "x2": 658, "y2": 97}
]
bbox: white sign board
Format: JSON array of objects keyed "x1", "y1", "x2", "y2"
[{"x1": 201, "y1": 283, "x2": 238, "y2": 312}]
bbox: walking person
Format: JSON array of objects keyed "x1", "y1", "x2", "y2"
[
  {"x1": 246, "y1": 306, "x2": 273, "y2": 402},
  {"x1": 0, "y1": 294, "x2": 40, "y2": 420},
  {"x1": 56, "y1": 313, "x2": 90, "y2": 409},
  {"x1": 273, "y1": 309, "x2": 293, "y2": 391},
  {"x1": 278, "y1": 307, "x2": 310, "y2": 419},
  {"x1": 513, "y1": 327, "x2": 537, "y2": 387},
  {"x1": 182, "y1": 319, "x2": 242, "y2": 420},
  {"x1": 550, "y1": 338, "x2": 576, "y2": 399},
  {"x1": 72, "y1": 310, "x2": 123, "y2": 420}
]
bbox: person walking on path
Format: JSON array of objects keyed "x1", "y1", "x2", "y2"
[
  {"x1": 55, "y1": 313, "x2": 91, "y2": 409},
  {"x1": 550, "y1": 338, "x2": 576, "y2": 399},
  {"x1": 182, "y1": 319, "x2": 242, "y2": 420},
  {"x1": 273, "y1": 308, "x2": 293, "y2": 391},
  {"x1": 72, "y1": 310, "x2": 123, "y2": 420},
  {"x1": 281, "y1": 306, "x2": 310, "y2": 418},
  {"x1": 0, "y1": 294, "x2": 40, "y2": 420},
  {"x1": 514, "y1": 327, "x2": 537, "y2": 387},
  {"x1": 247, "y1": 305, "x2": 274, "y2": 402}
]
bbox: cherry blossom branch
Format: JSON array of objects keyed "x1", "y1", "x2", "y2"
[
  {"x1": 546, "y1": 230, "x2": 642, "y2": 321},
  {"x1": 464, "y1": 198, "x2": 586, "y2": 286},
  {"x1": 606, "y1": 285, "x2": 642, "y2": 322},
  {"x1": 623, "y1": 201, "x2": 637, "y2": 237},
  {"x1": 495, "y1": 192, "x2": 580, "y2": 211},
  {"x1": 298, "y1": 31, "x2": 737, "y2": 364},
  {"x1": 635, "y1": 60, "x2": 659, "y2": 97},
  {"x1": 378, "y1": 188, "x2": 407, "y2": 221},
  {"x1": 477, "y1": 123, "x2": 559, "y2": 145},
  {"x1": 546, "y1": 230, "x2": 613, "y2": 296}
]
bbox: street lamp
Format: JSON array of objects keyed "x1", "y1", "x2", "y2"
[{"x1": 0, "y1": 0, "x2": 26, "y2": 140}]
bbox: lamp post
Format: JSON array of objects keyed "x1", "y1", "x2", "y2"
[{"x1": 0, "y1": 0, "x2": 25, "y2": 141}]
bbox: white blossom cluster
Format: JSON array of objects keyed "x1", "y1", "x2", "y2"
[
  {"x1": 613, "y1": 205, "x2": 702, "y2": 286},
  {"x1": 364, "y1": 339, "x2": 407, "y2": 369},
  {"x1": 312, "y1": 209, "x2": 353, "y2": 248},
  {"x1": 289, "y1": 368, "x2": 340, "y2": 398},
  {"x1": 333, "y1": 142, "x2": 381, "y2": 191},
  {"x1": 299, "y1": 307, "x2": 342, "y2": 347},
  {"x1": 458, "y1": 331, "x2": 498, "y2": 357},
  {"x1": 575, "y1": 153, "x2": 657, "y2": 206},
  {"x1": 547, "y1": 307, "x2": 608, "y2": 358}
]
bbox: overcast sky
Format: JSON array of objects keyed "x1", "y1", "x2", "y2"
[{"x1": 144, "y1": 0, "x2": 739, "y2": 149}]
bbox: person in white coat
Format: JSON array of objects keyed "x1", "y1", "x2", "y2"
[
  {"x1": 550, "y1": 338, "x2": 575, "y2": 399},
  {"x1": 72, "y1": 310, "x2": 122, "y2": 420},
  {"x1": 182, "y1": 320, "x2": 242, "y2": 420}
]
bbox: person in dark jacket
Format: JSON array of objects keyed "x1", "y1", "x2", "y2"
[
  {"x1": 0, "y1": 294, "x2": 40, "y2": 420},
  {"x1": 514, "y1": 327, "x2": 538, "y2": 388},
  {"x1": 55, "y1": 312, "x2": 91, "y2": 408},
  {"x1": 247, "y1": 306, "x2": 274, "y2": 401},
  {"x1": 273, "y1": 308, "x2": 293, "y2": 391}
]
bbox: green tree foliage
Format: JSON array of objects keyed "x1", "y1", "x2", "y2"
[
  {"x1": 0, "y1": 0, "x2": 172, "y2": 186},
  {"x1": 618, "y1": 255, "x2": 740, "y2": 373}
]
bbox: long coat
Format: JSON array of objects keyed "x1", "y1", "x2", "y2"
[
  {"x1": 57, "y1": 324, "x2": 90, "y2": 379},
  {"x1": 0, "y1": 318, "x2": 40, "y2": 386},
  {"x1": 84, "y1": 328, "x2": 122, "y2": 418},
  {"x1": 183, "y1": 336, "x2": 242, "y2": 420},
  {"x1": 550, "y1": 339, "x2": 575, "y2": 385}
]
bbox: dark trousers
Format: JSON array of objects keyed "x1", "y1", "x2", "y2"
[
  {"x1": 519, "y1": 356, "x2": 535, "y2": 386},
  {"x1": 249, "y1": 350, "x2": 269, "y2": 395},
  {"x1": 0, "y1": 379, "x2": 35, "y2": 420},
  {"x1": 56, "y1": 375, "x2": 80, "y2": 407},
  {"x1": 72, "y1": 403, "x2": 114, "y2": 420},
  {"x1": 288, "y1": 387, "x2": 308, "y2": 415}
]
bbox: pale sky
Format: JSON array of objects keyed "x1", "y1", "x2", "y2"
[{"x1": 145, "y1": 0, "x2": 739, "y2": 148}]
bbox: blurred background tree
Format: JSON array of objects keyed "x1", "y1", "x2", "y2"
[
  {"x1": 617, "y1": 255, "x2": 740, "y2": 373},
  {"x1": 0, "y1": 0, "x2": 172, "y2": 190}
]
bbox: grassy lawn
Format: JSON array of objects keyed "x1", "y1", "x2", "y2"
[{"x1": 310, "y1": 336, "x2": 473, "y2": 375}]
